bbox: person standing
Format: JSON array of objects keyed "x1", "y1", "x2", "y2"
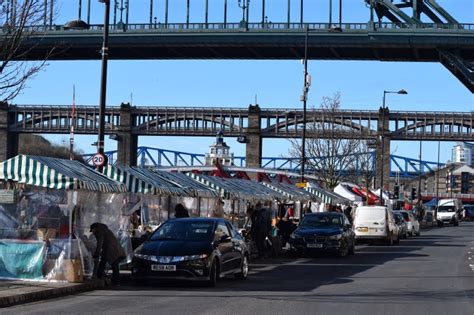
[
  {"x1": 174, "y1": 203, "x2": 190, "y2": 218},
  {"x1": 90, "y1": 223, "x2": 126, "y2": 285}
]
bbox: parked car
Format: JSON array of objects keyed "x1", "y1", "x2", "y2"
[
  {"x1": 289, "y1": 212, "x2": 355, "y2": 257},
  {"x1": 131, "y1": 218, "x2": 249, "y2": 286},
  {"x1": 463, "y1": 205, "x2": 474, "y2": 221},
  {"x1": 353, "y1": 206, "x2": 399, "y2": 245},
  {"x1": 395, "y1": 210, "x2": 420, "y2": 236},
  {"x1": 437, "y1": 199, "x2": 462, "y2": 226},
  {"x1": 393, "y1": 212, "x2": 408, "y2": 239}
]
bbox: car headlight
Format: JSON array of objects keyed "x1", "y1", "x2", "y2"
[
  {"x1": 328, "y1": 234, "x2": 343, "y2": 240},
  {"x1": 290, "y1": 233, "x2": 302, "y2": 239},
  {"x1": 134, "y1": 253, "x2": 159, "y2": 262},
  {"x1": 178, "y1": 254, "x2": 208, "y2": 262}
]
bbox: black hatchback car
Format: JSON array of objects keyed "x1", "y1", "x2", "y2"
[
  {"x1": 132, "y1": 218, "x2": 249, "y2": 286},
  {"x1": 289, "y1": 212, "x2": 355, "y2": 257}
]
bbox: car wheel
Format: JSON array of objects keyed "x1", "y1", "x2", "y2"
[
  {"x1": 207, "y1": 259, "x2": 219, "y2": 287},
  {"x1": 337, "y1": 240, "x2": 349, "y2": 257},
  {"x1": 235, "y1": 255, "x2": 249, "y2": 280}
]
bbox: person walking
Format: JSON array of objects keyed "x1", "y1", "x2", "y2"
[{"x1": 90, "y1": 222, "x2": 126, "y2": 285}]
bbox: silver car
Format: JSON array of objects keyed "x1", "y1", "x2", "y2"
[{"x1": 394, "y1": 210, "x2": 420, "y2": 237}]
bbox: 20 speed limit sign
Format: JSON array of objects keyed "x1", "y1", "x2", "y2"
[{"x1": 92, "y1": 153, "x2": 106, "y2": 167}]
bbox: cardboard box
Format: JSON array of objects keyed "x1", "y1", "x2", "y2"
[
  {"x1": 37, "y1": 228, "x2": 57, "y2": 241},
  {"x1": 44, "y1": 259, "x2": 84, "y2": 283}
]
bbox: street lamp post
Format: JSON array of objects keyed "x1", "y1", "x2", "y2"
[
  {"x1": 300, "y1": 26, "x2": 310, "y2": 184},
  {"x1": 379, "y1": 89, "x2": 407, "y2": 205},
  {"x1": 97, "y1": 0, "x2": 110, "y2": 172},
  {"x1": 237, "y1": 0, "x2": 250, "y2": 29}
]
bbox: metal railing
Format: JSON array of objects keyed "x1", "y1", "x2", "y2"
[{"x1": 18, "y1": 22, "x2": 474, "y2": 34}]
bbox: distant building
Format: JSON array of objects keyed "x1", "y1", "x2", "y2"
[
  {"x1": 205, "y1": 132, "x2": 234, "y2": 166},
  {"x1": 452, "y1": 142, "x2": 474, "y2": 166},
  {"x1": 446, "y1": 164, "x2": 474, "y2": 194}
]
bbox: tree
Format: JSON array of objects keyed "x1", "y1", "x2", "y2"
[
  {"x1": 289, "y1": 93, "x2": 374, "y2": 190},
  {"x1": 18, "y1": 134, "x2": 86, "y2": 162},
  {"x1": 1, "y1": 0, "x2": 54, "y2": 101}
]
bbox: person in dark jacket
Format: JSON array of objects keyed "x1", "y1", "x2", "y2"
[
  {"x1": 90, "y1": 222, "x2": 126, "y2": 284},
  {"x1": 175, "y1": 203, "x2": 190, "y2": 218}
]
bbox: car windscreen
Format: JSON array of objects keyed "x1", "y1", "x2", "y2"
[
  {"x1": 438, "y1": 206, "x2": 455, "y2": 213},
  {"x1": 150, "y1": 221, "x2": 214, "y2": 241},
  {"x1": 399, "y1": 212, "x2": 409, "y2": 220},
  {"x1": 300, "y1": 215, "x2": 342, "y2": 227}
]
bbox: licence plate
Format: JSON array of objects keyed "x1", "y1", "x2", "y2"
[
  {"x1": 358, "y1": 227, "x2": 368, "y2": 232},
  {"x1": 307, "y1": 243, "x2": 323, "y2": 248},
  {"x1": 151, "y1": 264, "x2": 176, "y2": 272}
]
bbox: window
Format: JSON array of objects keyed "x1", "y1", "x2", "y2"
[{"x1": 214, "y1": 221, "x2": 231, "y2": 242}]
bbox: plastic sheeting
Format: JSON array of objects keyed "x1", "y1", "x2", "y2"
[
  {"x1": 0, "y1": 240, "x2": 45, "y2": 279},
  {"x1": 0, "y1": 188, "x2": 134, "y2": 281}
]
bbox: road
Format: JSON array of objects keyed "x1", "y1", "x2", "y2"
[{"x1": 4, "y1": 222, "x2": 474, "y2": 315}]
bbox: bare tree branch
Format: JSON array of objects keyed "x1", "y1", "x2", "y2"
[
  {"x1": 289, "y1": 93, "x2": 376, "y2": 190},
  {"x1": 0, "y1": 0, "x2": 54, "y2": 102}
]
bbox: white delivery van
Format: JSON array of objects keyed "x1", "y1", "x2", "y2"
[
  {"x1": 436, "y1": 199, "x2": 462, "y2": 226},
  {"x1": 353, "y1": 206, "x2": 399, "y2": 245}
]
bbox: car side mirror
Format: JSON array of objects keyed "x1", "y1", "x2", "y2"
[{"x1": 219, "y1": 235, "x2": 231, "y2": 243}]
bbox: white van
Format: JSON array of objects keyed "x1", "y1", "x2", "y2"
[
  {"x1": 437, "y1": 199, "x2": 462, "y2": 226},
  {"x1": 353, "y1": 206, "x2": 399, "y2": 245}
]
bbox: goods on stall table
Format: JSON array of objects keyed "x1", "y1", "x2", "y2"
[{"x1": 44, "y1": 258, "x2": 83, "y2": 283}]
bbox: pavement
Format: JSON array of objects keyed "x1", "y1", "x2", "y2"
[{"x1": 0, "y1": 279, "x2": 104, "y2": 308}]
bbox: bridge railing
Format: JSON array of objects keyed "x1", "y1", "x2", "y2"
[{"x1": 22, "y1": 22, "x2": 474, "y2": 33}]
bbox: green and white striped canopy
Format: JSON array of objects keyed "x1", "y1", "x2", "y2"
[
  {"x1": 0, "y1": 155, "x2": 127, "y2": 193},
  {"x1": 103, "y1": 165, "x2": 187, "y2": 195},
  {"x1": 151, "y1": 171, "x2": 218, "y2": 198},
  {"x1": 187, "y1": 173, "x2": 285, "y2": 201},
  {"x1": 261, "y1": 182, "x2": 313, "y2": 202},
  {"x1": 304, "y1": 186, "x2": 350, "y2": 205}
]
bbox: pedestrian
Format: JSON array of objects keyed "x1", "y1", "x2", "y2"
[
  {"x1": 90, "y1": 222, "x2": 126, "y2": 285},
  {"x1": 175, "y1": 203, "x2": 190, "y2": 218},
  {"x1": 344, "y1": 206, "x2": 353, "y2": 224},
  {"x1": 252, "y1": 203, "x2": 272, "y2": 258}
]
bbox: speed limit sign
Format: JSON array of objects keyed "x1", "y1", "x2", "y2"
[{"x1": 92, "y1": 153, "x2": 106, "y2": 167}]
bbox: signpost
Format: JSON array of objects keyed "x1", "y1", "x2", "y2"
[{"x1": 92, "y1": 153, "x2": 106, "y2": 168}]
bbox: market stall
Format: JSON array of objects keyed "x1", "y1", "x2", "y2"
[
  {"x1": 304, "y1": 184, "x2": 352, "y2": 211},
  {"x1": 186, "y1": 173, "x2": 286, "y2": 227},
  {"x1": 334, "y1": 182, "x2": 364, "y2": 206},
  {"x1": 150, "y1": 170, "x2": 220, "y2": 218},
  {"x1": 0, "y1": 155, "x2": 129, "y2": 282},
  {"x1": 260, "y1": 181, "x2": 315, "y2": 220}
]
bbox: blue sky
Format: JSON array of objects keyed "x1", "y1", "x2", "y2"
[{"x1": 12, "y1": 0, "x2": 474, "y2": 165}]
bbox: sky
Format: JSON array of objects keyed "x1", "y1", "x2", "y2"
[{"x1": 11, "y1": 0, "x2": 474, "y2": 166}]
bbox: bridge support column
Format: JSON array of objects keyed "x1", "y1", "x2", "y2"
[
  {"x1": 117, "y1": 103, "x2": 138, "y2": 166},
  {"x1": 0, "y1": 102, "x2": 18, "y2": 162},
  {"x1": 376, "y1": 107, "x2": 391, "y2": 191},
  {"x1": 245, "y1": 104, "x2": 262, "y2": 169}
]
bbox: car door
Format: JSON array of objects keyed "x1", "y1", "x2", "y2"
[
  {"x1": 226, "y1": 221, "x2": 244, "y2": 270},
  {"x1": 214, "y1": 220, "x2": 234, "y2": 273}
]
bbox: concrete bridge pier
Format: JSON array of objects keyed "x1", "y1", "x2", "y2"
[
  {"x1": 245, "y1": 104, "x2": 262, "y2": 168},
  {"x1": 376, "y1": 107, "x2": 391, "y2": 191},
  {"x1": 116, "y1": 103, "x2": 138, "y2": 166},
  {"x1": 0, "y1": 102, "x2": 18, "y2": 162}
]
